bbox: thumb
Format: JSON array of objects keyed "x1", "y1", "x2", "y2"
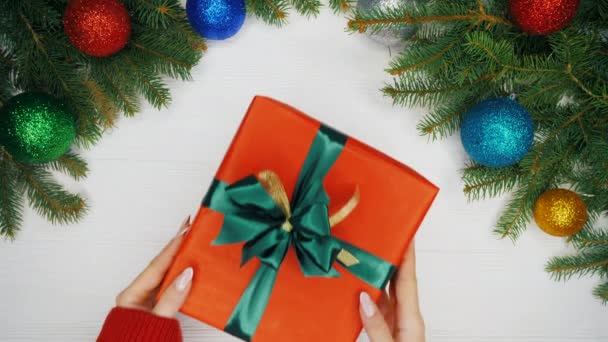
[
  {"x1": 360, "y1": 292, "x2": 394, "y2": 342},
  {"x1": 153, "y1": 267, "x2": 193, "y2": 318}
]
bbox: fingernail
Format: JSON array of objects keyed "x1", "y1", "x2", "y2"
[
  {"x1": 177, "y1": 226, "x2": 190, "y2": 237},
  {"x1": 176, "y1": 267, "x2": 193, "y2": 291},
  {"x1": 360, "y1": 292, "x2": 375, "y2": 318},
  {"x1": 176, "y1": 215, "x2": 191, "y2": 236}
]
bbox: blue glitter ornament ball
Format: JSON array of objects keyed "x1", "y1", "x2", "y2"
[
  {"x1": 187, "y1": 0, "x2": 246, "y2": 40},
  {"x1": 460, "y1": 97, "x2": 534, "y2": 168}
]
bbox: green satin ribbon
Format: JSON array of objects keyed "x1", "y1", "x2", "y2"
[{"x1": 202, "y1": 125, "x2": 396, "y2": 341}]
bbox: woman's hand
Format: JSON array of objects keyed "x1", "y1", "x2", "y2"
[
  {"x1": 115, "y1": 216, "x2": 194, "y2": 318},
  {"x1": 359, "y1": 242, "x2": 425, "y2": 342}
]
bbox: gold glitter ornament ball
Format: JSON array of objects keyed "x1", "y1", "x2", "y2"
[{"x1": 533, "y1": 189, "x2": 587, "y2": 237}]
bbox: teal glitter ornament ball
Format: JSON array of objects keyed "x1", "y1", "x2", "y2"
[
  {"x1": 0, "y1": 92, "x2": 76, "y2": 164},
  {"x1": 460, "y1": 97, "x2": 534, "y2": 168},
  {"x1": 187, "y1": 0, "x2": 246, "y2": 40}
]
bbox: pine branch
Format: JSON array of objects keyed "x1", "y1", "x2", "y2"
[
  {"x1": 124, "y1": 55, "x2": 171, "y2": 109},
  {"x1": 493, "y1": 148, "x2": 570, "y2": 240},
  {"x1": 126, "y1": 0, "x2": 184, "y2": 29},
  {"x1": 493, "y1": 180, "x2": 537, "y2": 241},
  {"x1": 83, "y1": 79, "x2": 119, "y2": 128},
  {"x1": 129, "y1": 29, "x2": 199, "y2": 80},
  {"x1": 572, "y1": 226, "x2": 608, "y2": 249},
  {"x1": 0, "y1": 149, "x2": 23, "y2": 239},
  {"x1": 16, "y1": 163, "x2": 87, "y2": 225},
  {"x1": 417, "y1": 84, "x2": 497, "y2": 138},
  {"x1": 417, "y1": 101, "x2": 466, "y2": 139},
  {"x1": 366, "y1": 0, "x2": 608, "y2": 303},
  {"x1": 246, "y1": 0, "x2": 289, "y2": 26},
  {"x1": 531, "y1": 111, "x2": 584, "y2": 171},
  {"x1": 0, "y1": 0, "x2": 202, "y2": 236},
  {"x1": 16, "y1": 10, "x2": 103, "y2": 146},
  {"x1": 0, "y1": 49, "x2": 16, "y2": 103},
  {"x1": 328, "y1": 0, "x2": 351, "y2": 13},
  {"x1": 466, "y1": 31, "x2": 608, "y2": 105},
  {"x1": 462, "y1": 164, "x2": 523, "y2": 201},
  {"x1": 546, "y1": 250, "x2": 608, "y2": 281},
  {"x1": 290, "y1": 0, "x2": 321, "y2": 16},
  {"x1": 566, "y1": 64, "x2": 608, "y2": 104},
  {"x1": 92, "y1": 62, "x2": 140, "y2": 116},
  {"x1": 388, "y1": 28, "x2": 469, "y2": 76},
  {"x1": 593, "y1": 282, "x2": 608, "y2": 304},
  {"x1": 45, "y1": 152, "x2": 89, "y2": 181},
  {"x1": 131, "y1": 41, "x2": 193, "y2": 70},
  {"x1": 519, "y1": 83, "x2": 564, "y2": 111},
  {"x1": 347, "y1": 3, "x2": 511, "y2": 34},
  {"x1": 464, "y1": 32, "x2": 560, "y2": 73},
  {"x1": 383, "y1": 72, "x2": 495, "y2": 107}
]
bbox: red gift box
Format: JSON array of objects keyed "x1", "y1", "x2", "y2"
[{"x1": 160, "y1": 96, "x2": 438, "y2": 341}]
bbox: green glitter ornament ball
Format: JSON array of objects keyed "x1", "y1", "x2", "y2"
[{"x1": 0, "y1": 92, "x2": 76, "y2": 163}]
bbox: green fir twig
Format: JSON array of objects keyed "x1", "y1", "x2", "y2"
[
  {"x1": 0, "y1": 0, "x2": 203, "y2": 237},
  {"x1": 354, "y1": 0, "x2": 608, "y2": 302}
]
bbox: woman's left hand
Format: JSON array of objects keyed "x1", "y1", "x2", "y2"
[{"x1": 115, "y1": 216, "x2": 194, "y2": 318}]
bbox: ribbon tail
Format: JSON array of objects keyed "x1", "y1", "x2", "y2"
[
  {"x1": 333, "y1": 238, "x2": 397, "y2": 289},
  {"x1": 224, "y1": 264, "x2": 278, "y2": 341}
]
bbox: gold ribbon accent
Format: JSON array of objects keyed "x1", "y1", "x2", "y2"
[
  {"x1": 329, "y1": 187, "x2": 360, "y2": 228},
  {"x1": 337, "y1": 249, "x2": 360, "y2": 267},
  {"x1": 258, "y1": 170, "x2": 291, "y2": 219},
  {"x1": 257, "y1": 170, "x2": 360, "y2": 266}
]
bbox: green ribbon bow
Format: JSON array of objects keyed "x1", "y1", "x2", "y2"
[{"x1": 202, "y1": 125, "x2": 396, "y2": 341}]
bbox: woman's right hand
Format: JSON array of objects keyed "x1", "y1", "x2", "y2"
[{"x1": 359, "y1": 242, "x2": 425, "y2": 342}]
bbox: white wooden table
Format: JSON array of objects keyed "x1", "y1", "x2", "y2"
[{"x1": 1, "y1": 9, "x2": 607, "y2": 342}]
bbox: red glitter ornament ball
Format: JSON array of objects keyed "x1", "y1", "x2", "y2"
[
  {"x1": 509, "y1": 0, "x2": 580, "y2": 35},
  {"x1": 64, "y1": 0, "x2": 131, "y2": 57}
]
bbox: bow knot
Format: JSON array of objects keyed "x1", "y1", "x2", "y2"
[
  {"x1": 214, "y1": 170, "x2": 360, "y2": 276},
  {"x1": 280, "y1": 219, "x2": 293, "y2": 232}
]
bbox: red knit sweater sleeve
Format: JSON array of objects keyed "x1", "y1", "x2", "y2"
[{"x1": 97, "y1": 307, "x2": 183, "y2": 342}]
